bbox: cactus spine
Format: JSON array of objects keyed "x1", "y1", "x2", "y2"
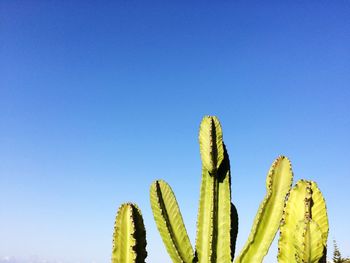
[
  {"x1": 235, "y1": 156, "x2": 293, "y2": 263},
  {"x1": 278, "y1": 180, "x2": 329, "y2": 263},
  {"x1": 112, "y1": 203, "x2": 147, "y2": 263}
]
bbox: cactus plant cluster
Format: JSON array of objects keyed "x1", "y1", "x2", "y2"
[{"x1": 112, "y1": 116, "x2": 329, "y2": 263}]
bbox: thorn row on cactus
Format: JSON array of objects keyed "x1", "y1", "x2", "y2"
[{"x1": 304, "y1": 181, "x2": 313, "y2": 220}]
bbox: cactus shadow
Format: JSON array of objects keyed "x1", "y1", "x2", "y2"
[{"x1": 217, "y1": 144, "x2": 231, "y2": 183}]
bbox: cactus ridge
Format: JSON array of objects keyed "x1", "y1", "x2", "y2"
[
  {"x1": 235, "y1": 156, "x2": 293, "y2": 263},
  {"x1": 150, "y1": 180, "x2": 194, "y2": 263},
  {"x1": 278, "y1": 180, "x2": 329, "y2": 263},
  {"x1": 112, "y1": 203, "x2": 147, "y2": 263}
]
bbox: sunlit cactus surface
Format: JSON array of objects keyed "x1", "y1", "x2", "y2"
[{"x1": 112, "y1": 116, "x2": 329, "y2": 263}]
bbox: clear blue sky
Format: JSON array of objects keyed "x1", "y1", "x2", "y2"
[{"x1": 1, "y1": 1, "x2": 349, "y2": 262}]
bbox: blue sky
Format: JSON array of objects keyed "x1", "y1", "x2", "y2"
[{"x1": 1, "y1": 1, "x2": 349, "y2": 262}]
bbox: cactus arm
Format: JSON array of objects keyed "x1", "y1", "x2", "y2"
[
  {"x1": 235, "y1": 156, "x2": 293, "y2": 263},
  {"x1": 278, "y1": 180, "x2": 329, "y2": 263},
  {"x1": 198, "y1": 116, "x2": 224, "y2": 175},
  {"x1": 112, "y1": 203, "x2": 147, "y2": 263},
  {"x1": 150, "y1": 180, "x2": 194, "y2": 263},
  {"x1": 195, "y1": 116, "x2": 232, "y2": 263},
  {"x1": 294, "y1": 219, "x2": 324, "y2": 263}
]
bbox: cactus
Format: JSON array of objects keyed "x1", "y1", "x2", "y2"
[
  {"x1": 195, "y1": 116, "x2": 235, "y2": 263},
  {"x1": 112, "y1": 203, "x2": 147, "y2": 263},
  {"x1": 234, "y1": 156, "x2": 293, "y2": 263},
  {"x1": 112, "y1": 116, "x2": 329, "y2": 263},
  {"x1": 278, "y1": 180, "x2": 329, "y2": 263}
]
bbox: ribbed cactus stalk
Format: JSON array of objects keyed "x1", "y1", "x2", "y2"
[
  {"x1": 234, "y1": 156, "x2": 293, "y2": 263},
  {"x1": 112, "y1": 203, "x2": 147, "y2": 263},
  {"x1": 195, "y1": 116, "x2": 236, "y2": 263},
  {"x1": 278, "y1": 180, "x2": 329, "y2": 263},
  {"x1": 150, "y1": 180, "x2": 195, "y2": 263}
]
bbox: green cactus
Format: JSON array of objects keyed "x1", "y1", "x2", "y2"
[
  {"x1": 195, "y1": 116, "x2": 235, "y2": 263},
  {"x1": 113, "y1": 116, "x2": 329, "y2": 263},
  {"x1": 112, "y1": 203, "x2": 147, "y2": 263},
  {"x1": 234, "y1": 156, "x2": 294, "y2": 263},
  {"x1": 278, "y1": 180, "x2": 329, "y2": 263}
]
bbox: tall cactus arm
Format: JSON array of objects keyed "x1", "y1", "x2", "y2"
[
  {"x1": 196, "y1": 116, "x2": 232, "y2": 263},
  {"x1": 278, "y1": 180, "x2": 329, "y2": 263},
  {"x1": 112, "y1": 203, "x2": 147, "y2": 263},
  {"x1": 235, "y1": 156, "x2": 293, "y2": 263},
  {"x1": 294, "y1": 219, "x2": 324, "y2": 263},
  {"x1": 150, "y1": 180, "x2": 194, "y2": 263}
]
